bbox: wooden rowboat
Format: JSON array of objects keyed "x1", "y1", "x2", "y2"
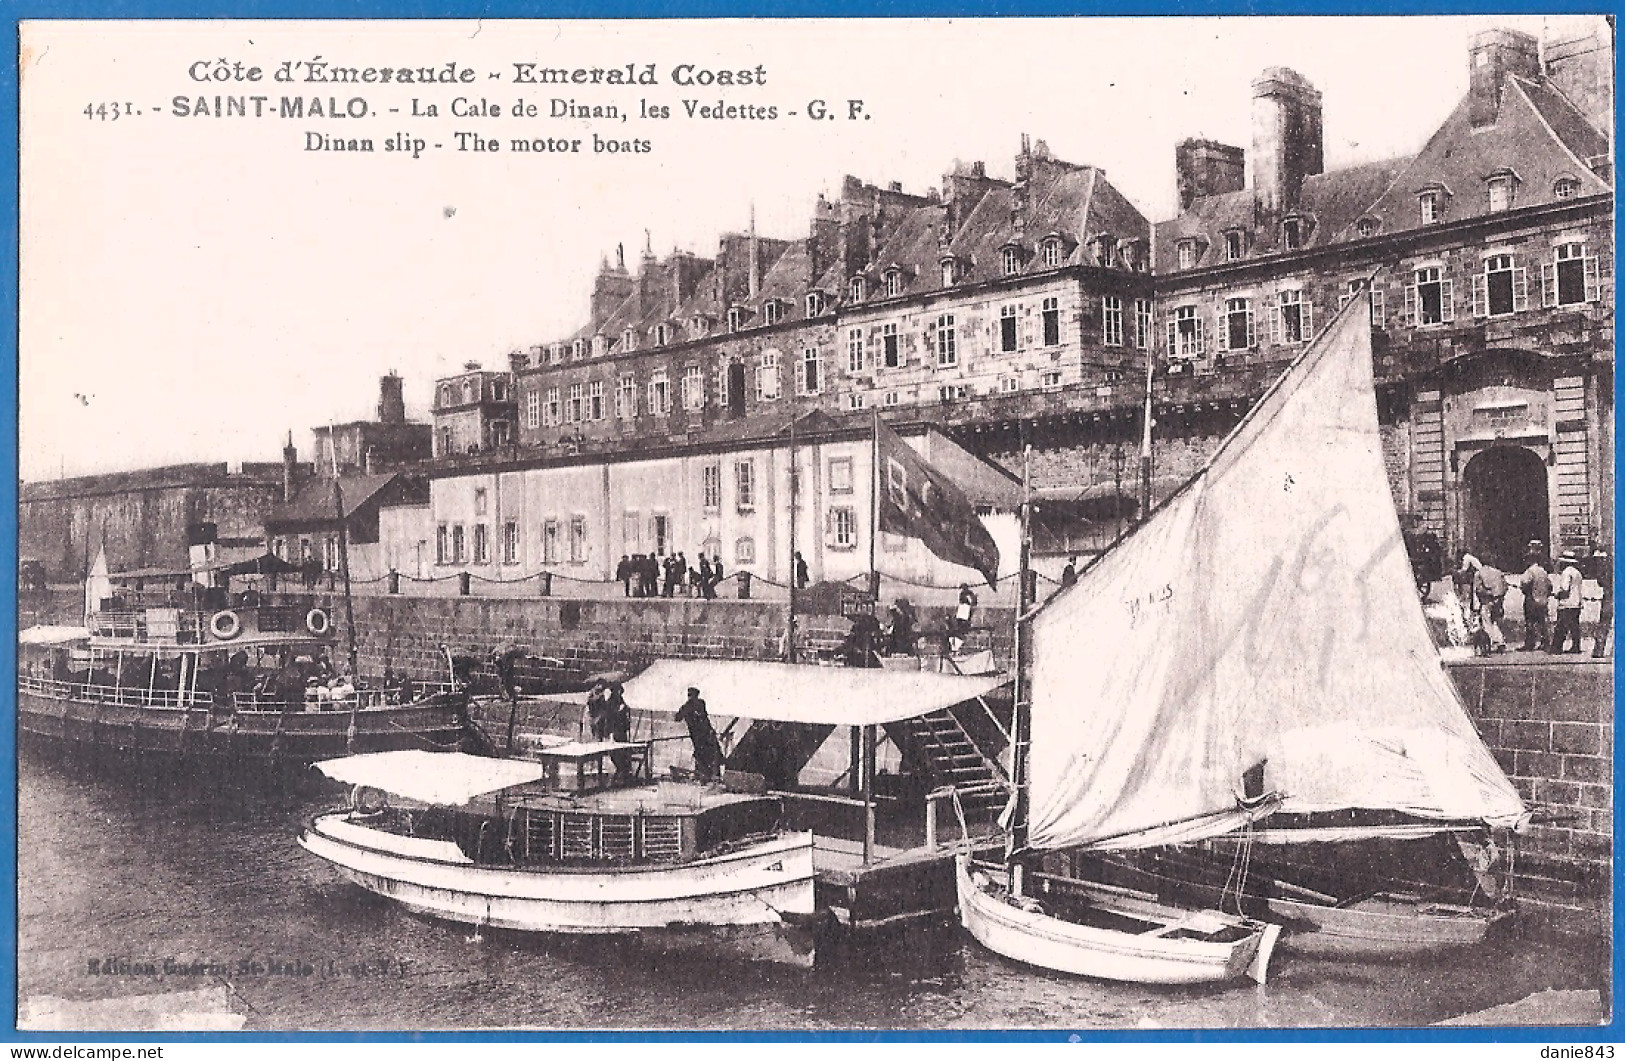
[{"x1": 955, "y1": 857, "x2": 1281, "y2": 986}]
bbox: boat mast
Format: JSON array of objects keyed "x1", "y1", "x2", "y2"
[
  {"x1": 1007, "y1": 439, "x2": 1034, "y2": 894},
  {"x1": 785, "y1": 412, "x2": 797, "y2": 663},
  {"x1": 327, "y1": 425, "x2": 360, "y2": 679},
  {"x1": 868, "y1": 408, "x2": 880, "y2": 603},
  {"x1": 1140, "y1": 330, "x2": 1155, "y2": 521}
]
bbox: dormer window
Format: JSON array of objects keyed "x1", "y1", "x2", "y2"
[
  {"x1": 621, "y1": 328, "x2": 636, "y2": 353},
  {"x1": 1554, "y1": 176, "x2": 1581, "y2": 200},
  {"x1": 654, "y1": 323, "x2": 669, "y2": 347},
  {"x1": 549, "y1": 344, "x2": 564, "y2": 365},
  {"x1": 727, "y1": 307, "x2": 745, "y2": 333},
  {"x1": 806, "y1": 291, "x2": 826, "y2": 317},
  {"x1": 1041, "y1": 238, "x2": 1063, "y2": 269},
  {"x1": 1001, "y1": 246, "x2": 1021, "y2": 277},
  {"x1": 1223, "y1": 230, "x2": 1244, "y2": 262},
  {"x1": 437, "y1": 384, "x2": 453, "y2": 407},
  {"x1": 692, "y1": 316, "x2": 710, "y2": 338},
  {"x1": 462, "y1": 381, "x2": 476, "y2": 403},
  {"x1": 1418, "y1": 188, "x2": 1449, "y2": 225},
  {"x1": 491, "y1": 379, "x2": 508, "y2": 402},
  {"x1": 1122, "y1": 240, "x2": 1145, "y2": 272},
  {"x1": 1089, "y1": 235, "x2": 1116, "y2": 268},
  {"x1": 763, "y1": 300, "x2": 784, "y2": 326},
  {"x1": 1176, "y1": 240, "x2": 1198, "y2": 270},
  {"x1": 1281, "y1": 218, "x2": 1303, "y2": 251},
  {"x1": 849, "y1": 276, "x2": 866, "y2": 302},
  {"x1": 571, "y1": 340, "x2": 586, "y2": 361},
  {"x1": 940, "y1": 257, "x2": 958, "y2": 286},
  {"x1": 883, "y1": 269, "x2": 903, "y2": 298},
  {"x1": 591, "y1": 336, "x2": 607, "y2": 358},
  {"x1": 1356, "y1": 217, "x2": 1379, "y2": 239},
  {"x1": 1486, "y1": 171, "x2": 1518, "y2": 213}
]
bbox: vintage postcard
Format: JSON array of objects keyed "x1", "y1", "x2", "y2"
[{"x1": 14, "y1": 15, "x2": 1615, "y2": 1037}]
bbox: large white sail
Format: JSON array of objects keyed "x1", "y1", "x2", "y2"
[{"x1": 1025, "y1": 295, "x2": 1526, "y2": 853}]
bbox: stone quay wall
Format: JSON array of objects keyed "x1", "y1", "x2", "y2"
[{"x1": 20, "y1": 587, "x2": 1607, "y2": 916}]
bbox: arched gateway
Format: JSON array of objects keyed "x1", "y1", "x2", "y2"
[{"x1": 1460, "y1": 445, "x2": 1550, "y2": 571}]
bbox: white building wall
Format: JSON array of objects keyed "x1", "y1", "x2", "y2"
[{"x1": 413, "y1": 433, "x2": 1013, "y2": 592}]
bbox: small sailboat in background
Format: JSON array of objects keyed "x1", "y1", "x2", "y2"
[{"x1": 957, "y1": 289, "x2": 1528, "y2": 983}]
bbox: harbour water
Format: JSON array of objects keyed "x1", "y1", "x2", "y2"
[{"x1": 16, "y1": 755, "x2": 1609, "y2": 1032}]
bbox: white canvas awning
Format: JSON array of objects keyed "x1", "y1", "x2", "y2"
[
  {"x1": 19, "y1": 625, "x2": 91, "y2": 647},
  {"x1": 619, "y1": 659, "x2": 1008, "y2": 727},
  {"x1": 312, "y1": 750, "x2": 550, "y2": 805}
]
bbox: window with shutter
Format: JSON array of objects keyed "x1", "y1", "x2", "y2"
[
  {"x1": 1541, "y1": 263, "x2": 1557, "y2": 307},
  {"x1": 1480, "y1": 255, "x2": 1515, "y2": 316},
  {"x1": 1214, "y1": 301, "x2": 1229, "y2": 353},
  {"x1": 1584, "y1": 254, "x2": 1602, "y2": 302},
  {"x1": 1405, "y1": 283, "x2": 1419, "y2": 326},
  {"x1": 1440, "y1": 279, "x2": 1455, "y2": 323},
  {"x1": 1555, "y1": 243, "x2": 1589, "y2": 305},
  {"x1": 1512, "y1": 266, "x2": 1529, "y2": 312}
]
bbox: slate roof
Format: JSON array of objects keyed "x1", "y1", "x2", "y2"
[
  {"x1": 1157, "y1": 71, "x2": 1610, "y2": 272},
  {"x1": 268, "y1": 473, "x2": 421, "y2": 529},
  {"x1": 1359, "y1": 77, "x2": 1612, "y2": 238}
]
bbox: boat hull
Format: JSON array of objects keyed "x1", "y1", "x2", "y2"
[
  {"x1": 955, "y1": 856, "x2": 1279, "y2": 986},
  {"x1": 16, "y1": 686, "x2": 468, "y2": 764},
  {"x1": 300, "y1": 813, "x2": 819, "y2": 965},
  {"x1": 1259, "y1": 895, "x2": 1509, "y2": 959},
  {"x1": 1080, "y1": 851, "x2": 1510, "y2": 960}
]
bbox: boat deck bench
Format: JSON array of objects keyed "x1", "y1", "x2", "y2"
[{"x1": 529, "y1": 739, "x2": 652, "y2": 789}]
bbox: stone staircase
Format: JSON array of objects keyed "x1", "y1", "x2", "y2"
[{"x1": 887, "y1": 708, "x2": 1009, "y2": 818}]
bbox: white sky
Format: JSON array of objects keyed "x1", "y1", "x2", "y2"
[{"x1": 18, "y1": 15, "x2": 1603, "y2": 480}]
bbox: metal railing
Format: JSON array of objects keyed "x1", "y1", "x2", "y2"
[{"x1": 18, "y1": 675, "x2": 215, "y2": 709}]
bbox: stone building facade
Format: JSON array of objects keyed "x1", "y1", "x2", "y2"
[
  {"x1": 311, "y1": 373, "x2": 434, "y2": 477},
  {"x1": 432, "y1": 361, "x2": 519, "y2": 457},
  {"x1": 430, "y1": 25, "x2": 1612, "y2": 569},
  {"x1": 1152, "y1": 30, "x2": 1614, "y2": 570}
]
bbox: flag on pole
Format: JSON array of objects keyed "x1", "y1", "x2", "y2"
[{"x1": 873, "y1": 421, "x2": 1000, "y2": 587}]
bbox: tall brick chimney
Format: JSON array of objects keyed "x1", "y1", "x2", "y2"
[
  {"x1": 1544, "y1": 22, "x2": 1614, "y2": 144},
  {"x1": 1469, "y1": 29, "x2": 1541, "y2": 128},
  {"x1": 590, "y1": 247, "x2": 635, "y2": 332},
  {"x1": 1175, "y1": 138, "x2": 1246, "y2": 211},
  {"x1": 377, "y1": 372, "x2": 406, "y2": 424},
  {"x1": 1251, "y1": 67, "x2": 1323, "y2": 214}
]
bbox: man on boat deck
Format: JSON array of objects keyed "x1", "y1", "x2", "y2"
[{"x1": 676, "y1": 687, "x2": 723, "y2": 782}]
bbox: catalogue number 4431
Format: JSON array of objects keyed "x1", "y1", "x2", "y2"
[{"x1": 84, "y1": 103, "x2": 139, "y2": 120}]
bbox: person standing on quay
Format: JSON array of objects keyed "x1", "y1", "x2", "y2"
[
  {"x1": 794, "y1": 551, "x2": 810, "y2": 590},
  {"x1": 698, "y1": 554, "x2": 715, "y2": 599},
  {"x1": 1518, "y1": 547, "x2": 1551, "y2": 652},
  {"x1": 1591, "y1": 549, "x2": 1612, "y2": 659},
  {"x1": 676, "y1": 686, "x2": 722, "y2": 782},
  {"x1": 1551, "y1": 550, "x2": 1586, "y2": 654},
  {"x1": 1473, "y1": 559, "x2": 1508, "y2": 654},
  {"x1": 616, "y1": 555, "x2": 632, "y2": 597}
]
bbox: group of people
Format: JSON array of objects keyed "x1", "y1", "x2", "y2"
[
  {"x1": 829, "y1": 591, "x2": 974, "y2": 666},
  {"x1": 1450, "y1": 541, "x2": 1611, "y2": 658},
  {"x1": 615, "y1": 552, "x2": 727, "y2": 599},
  {"x1": 585, "y1": 677, "x2": 635, "y2": 777}
]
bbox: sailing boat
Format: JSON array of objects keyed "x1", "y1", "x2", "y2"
[{"x1": 956, "y1": 290, "x2": 1528, "y2": 984}]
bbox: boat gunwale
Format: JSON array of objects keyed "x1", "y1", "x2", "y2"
[
  {"x1": 306, "y1": 810, "x2": 817, "y2": 882},
  {"x1": 956, "y1": 857, "x2": 1264, "y2": 963}
]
